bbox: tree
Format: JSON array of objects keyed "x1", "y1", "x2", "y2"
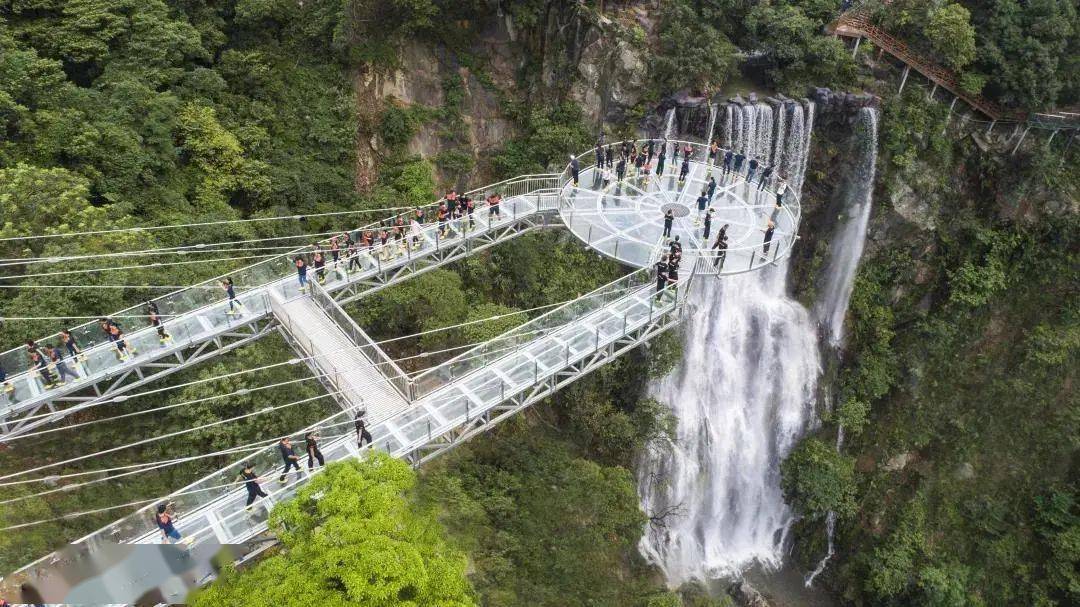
[
  {"x1": 461, "y1": 302, "x2": 522, "y2": 344},
  {"x1": 652, "y1": 0, "x2": 737, "y2": 94},
  {"x1": 780, "y1": 438, "x2": 857, "y2": 520},
  {"x1": 924, "y1": 3, "x2": 977, "y2": 71},
  {"x1": 190, "y1": 456, "x2": 476, "y2": 607}
]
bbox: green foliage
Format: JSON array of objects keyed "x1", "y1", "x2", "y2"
[
  {"x1": 461, "y1": 302, "x2": 522, "y2": 345},
  {"x1": 646, "y1": 329, "x2": 683, "y2": 380},
  {"x1": 781, "y1": 438, "x2": 857, "y2": 520},
  {"x1": 925, "y1": 3, "x2": 977, "y2": 71},
  {"x1": 959, "y1": 71, "x2": 989, "y2": 95},
  {"x1": 354, "y1": 269, "x2": 466, "y2": 352},
  {"x1": 835, "y1": 398, "x2": 871, "y2": 437},
  {"x1": 418, "y1": 422, "x2": 655, "y2": 606},
  {"x1": 435, "y1": 150, "x2": 476, "y2": 178},
  {"x1": 191, "y1": 456, "x2": 476, "y2": 607},
  {"x1": 384, "y1": 157, "x2": 438, "y2": 207},
  {"x1": 972, "y1": 0, "x2": 1079, "y2": 108},
  {"x1": 652, "y1": 0, "x2": 737, "y2": 94},
  {"x1": 744, "y1": 2, "x2": 856, "y2": 92},
  {"x1": 645, "y1": 593, "x2": 684, "y2": 607},
  {"x1": 489, "y1": 103, "x2": 591, "y2": 178}
]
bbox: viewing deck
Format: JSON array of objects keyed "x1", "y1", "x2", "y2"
[{"x1": 4, "y1": 141, "x2": 802, "y2": 604}]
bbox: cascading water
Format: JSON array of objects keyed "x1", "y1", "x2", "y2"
[
  {"x1": 705, "y1": 104, "x2": 718, "y2": 144},
  {"x1": 804, "y1": 426, "x2": 844, "y2": 587},
  {"x1": 638, "y1": 113, "x2": 822, "y2": 584},
  {"x1": 814, "y1": 107, "x2": 878, "y2": 347},
  {"x1": 723, "y1": 105, "x2": 734, "y2": 148},
  {"x1": 663, "y1": 108, "x2": 676, "y2": 157}
]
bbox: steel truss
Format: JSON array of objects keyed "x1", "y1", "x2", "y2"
[
  {"x1": 330, "y1": 212, "x2": 558, "y2": 306},
  {"x1": 404, "y1": 306, "x2": 682, "y2": 466},
  {"x1": 0, "y1": 317, "x2": 276, "y2": 437}
]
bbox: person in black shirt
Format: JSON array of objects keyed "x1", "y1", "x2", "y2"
[
  {"x1": 679, "y1": 157, "x2": 690, "y2": 183},
  {"x1": 722, "y1": 149, "x2": 733, "y2": 178},
  {"x1": 669, "y1": 235, "x2": 683, "y2": 262},
  {"x1": 662, "y1": 209, "x2": 674, "y2": 238},
  {"x1": 654, "y1": 257, "x2": 669, "y2": 300},
  {"x1": 733, "y1": 150, "x2": 746, "y2": 178},
  {"x1": 703, "y1": 208, "x2": 714, "y2": 241},
  {"x1": 616, "y1": 157, "x2": 626, "y2": 182},
  {"x1": 762, "y1": 220, "x2": 776, "y2": 257},
  {"x1": 305, "y1": 432, "x2": 325, "y2": 470},
  {"x1": 712, "y1": 224, "x2": 729, "y2": 270},
  {"x1": 238, "y1": 463, "x2": 268, "y2": 510},
  {"x1": 747, "y1": 157, "x2": 760, "y2": 184},
  {"x1": 656, "y1": 148, "x2": 667, "y2": 176},
  {"x1": 758, "y1": 164, "x2": 773, "y2": 191},
  {"x1": 355, "y1": 410, "x2": 372, "y2": 447},
  {"x1": 570, "y1": 155, "x2": 580, "y2": 186},
  {"x1": 278, "y1": 437, "x2": 301, "y2": 483}
]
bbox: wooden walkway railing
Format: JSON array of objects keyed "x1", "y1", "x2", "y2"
[{"x1": 828, "y1": 10, "x2": 1023, "y2": 122}]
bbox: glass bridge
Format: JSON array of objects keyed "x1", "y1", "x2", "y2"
[{"x1": 2, "y1": 140, "x2": 801, "y2": 604}]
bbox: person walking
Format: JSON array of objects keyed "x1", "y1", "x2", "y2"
[
  {"x1": 221, "y1": 277, "x2": 242, "y2": 315},
  {"x1": 669, "y1": 235, "x2": 683, "y2": 264},
  {"x1": 707, "y1": 175, "x2": 717, "y2": 201},
  {"x1": 464, "y1": 195, "x2": 476, "y2": 231},
  {"x1": 330, "y1": 237, "x2": 340, "y2": 267},
  {"x1": 346, "y1": 238, "x2": 361, "y2": 272},
  {"x1": 312, "y1": 249, "x2": 326, "y2": 284},
  {"x1": 304, "y1": 432, "x2": 325, "y2": 470},
  {"x1": 662, "y1": 209, "x2": 674, "y2": 238},
  {"x1": 703, "y1": 208, "x2": 714, "y2": 241},
  {"x1": 295, "y1": 256, "x2": 309, "y2": 292},
  {"x1": 775, "y1": 177, "x2": 788, "y2": 208},
  {"x1": 278, "y1": 437, "x2": 301, "y2": 483},
  {"x1": 747, "y1": 156, "x2": 759, "y2": 184},
  {"x1": 679, "y1": 156, "x2": 690, "y2": 183},
  {"x1": 355, "y1": 410, "x2": 372, "y2": 447},
  {"x1": 656, "y1": 147, "x2": 666, "y2": 176},
  {"x1": 596, "y1": 145, "x2": 606, "y2": 171},
  {"x1": 239, "y1": 463, "x2": 268, "y2": 511},
  {"x1": 762, "y1": 220, "x2": 776, "y2": 258},
  {"x1": 488, "y1": 193, "x2": 502, "y2": 220},
  {"x1": 696, "y1": 191, "x2": 708, "y2": 223},
  {"x1": 722, "y1": 149, "x2": 733, "y2": 179},
  {"x1": 758, "y1": 164, "x2": 773, "y2": 191},
  {"x1": 149, "y1": 304, "x2": 172, "y2": 345},
  {"x1": 616, "y1": 157, "x2": 626, "y2": 182},
  {"x1": 155, "y1": 503, "x2": 183, "y2": 545},
  {"x1": 733, "y1": 150, "x2": 746, "y2": 179},
  {"x1": 712, "y1": 224, "x2": 730, "y2": 270},
  {"x1": 59, "y1": 329, "x2": 83, "y2": 362},
  {"x1": 47, "y1": 344, "x2": 77, "y2": 384},
  {"x1": 27, "y1": 342, "x2": 56, "y2": 388},
  {"x1": 654, "y1": 256, "x2": 670, "y2": 300},
  {"x1": 709, "y1": 140, "x2": 720, "y2": 163},
  {"x1": 570, "y1": 155, "x2": 580, "y2": 186}
]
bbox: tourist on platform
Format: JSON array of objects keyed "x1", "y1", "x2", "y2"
[
  {"x1": 722, "y1": 149, "x2": 734, "y2": 178},
  {"x1": 747, "y1": 157, "x2": 760, "y2": 184},
  {"x1": 775, "y1": 177, "x2": 788, "y2": 208},
  {"x1": 464, "y1": 195, "x2": 476, "y2": 230},
  {"x1": 155, "y1": 503, "x2": 182, "y2": 545},
  {"x1": 60, "y1": 328, "x2": 83, "y2": 361},
  {"x1": 679, "y1": 156, "x2": 690, "y2": 183},
  {"x1": 696, "y1": 191, "x2": 708, "y2": 220},
  {"x1": 707, "y1": 175, "x2": 717, "y2": 200},
  {"x1": 278, "y1": 437, "x2": 302, "y2": 483},
  {"x1": 654, "y1": 256, "x2": 670, "y2": 300},
  {"x1": 239, "y1": 463, "x2": 268, "y2": 511},
  {"x1": 656, "y1": 147, "x2": 667, "y2": 176},
  {"x1": 758, "y1": 164, "x2": 773, "y2": 191},
  {"x1": 47, "y1": 344, "x2": 77, "y2": 383},
  {"x1": 616, "y1": 157, "x2": 627, "y2": 182},
  {"x1": 662, "y1": 209, "x2": 674, "y2": 238},
  {"x1": 733, "y1": 149, "x2": 746, "y2": 178},
  {"x1": 703, "y1": 208, "x2": 715, "y2": 241},
  {"x1": 305, "y1": 432, "x2": 325, "y2": 470},
  {"x1": 762, "y1": 220, "x2": 776, "y2": 258},
  {"x1": 330, "y1": 237, "x2": 340, "y2": 266},
  {"x1": 669, "y1": 235, "x2": 683, "y2": 263},
  {"x1": 221, "y1": 277, "x2": 242, "y2": 315},
  {"x1": 147, "y1": 305, "x2": 171, "y2": 344},
  {"x1": 570, "y1": 155, "x2": 580, "y2": 186},
  {"x1": 312, "y1": 248, "x2": 326, "y2": 284},
  {"x1": 346, "y1": 238, "x2": 362, "y2": 272},
  {"x1": 712, "y1": 224, "x2": 729, "y2": 270},
  {"x1": 709, "y1": 140, "x2": 720, "y2": 163},
  {"x1": 488, "y1": 193, "x2": 502, "y2": 220},
  {"x1": 295, "y1": 256, "x2": 308, "y2": 292},
  {"x1": 355, "y1": 410, "x2": 373, "y2": 447},
  {"x1": 596, "y1": 144, "x2": 606, "y2": 170}
]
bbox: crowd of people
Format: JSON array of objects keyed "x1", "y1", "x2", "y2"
[{"x1": 155, "y1": 408, "x2": 376, "y2": 546}]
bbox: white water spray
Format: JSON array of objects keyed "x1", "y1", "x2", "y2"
[
  {"x1": 664, "y1": 108, "x2": 676, "y2": 158},
  {"x1": 705, "y1": 104, "x2": 718, "y2": 144},
  {"x1": 815, "y1": 107, "x2": 878, "y2": 347},
  {"x1": 638, "y1": 113, "x2": 822, "y2": 583}
]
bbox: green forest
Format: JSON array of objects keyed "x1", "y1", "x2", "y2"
[{"x1": 1, "y1": 1, "x2": 1078, "y2": 606}]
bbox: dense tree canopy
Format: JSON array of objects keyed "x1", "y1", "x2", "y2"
[{"x1": 190, "y1": 456, "x2": 476, "y2": 607}]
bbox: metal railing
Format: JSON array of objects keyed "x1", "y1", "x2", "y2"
[{"x1": 309, "y1": 281, "x2": 412, "y2": 401}]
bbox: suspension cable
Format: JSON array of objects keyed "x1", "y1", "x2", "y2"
[{"x1": 0, "y1": 206, "x2": 419, "y2": 244}]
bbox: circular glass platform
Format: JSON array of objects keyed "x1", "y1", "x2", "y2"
[{"x1": 557, "y1": 140, "x2": 800, "y2": 275}]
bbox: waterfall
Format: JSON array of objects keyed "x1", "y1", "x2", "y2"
[
  {"x1": 771, "y1": 103, "x2": 786, "y2": 170},
  {"x1": 814, "y1": 107, "x2": 878, "y2": 347},
  {"x1": 755, "y1": 104, "x2": 774, "y2": 167},
  {"x1": 638, "y1": 265, "x2": 822, "y2": 583},
  {"x1": 663, "y1": 108, "x2": 676, "y2": 158},
  {"x1": 638, "y1": 116, "x2": 822, "y2": 583},
  {"x1": 724, "y1": 104, "x2": 734, "y2": 149},
  {"x1": 705, "y1": 104, "x2": 718, "y2": 144},
  {"x1": 794, "y1": 101, "x2": 816, "y2": 193}
]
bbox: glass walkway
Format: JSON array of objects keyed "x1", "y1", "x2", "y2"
[{"x1": 3, "y1": 140, "x2": 801, "y2": 604}]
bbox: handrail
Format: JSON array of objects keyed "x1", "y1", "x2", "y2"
[
  {"x1": 0, "y1": 174, "x2": 560, "y2": 401},
  {"x1": 309, "y1": 280, "x2": 412, "y2": 401}
]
